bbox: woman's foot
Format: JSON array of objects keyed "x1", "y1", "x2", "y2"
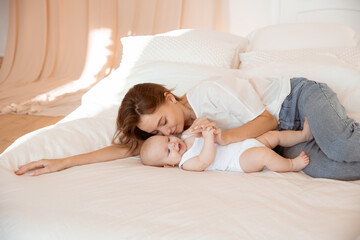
[
  {"x1": 291, "y1": 151, "x2": 310, "y2": 171},
  {"x1": 302, "y1": 117, "x2": 314, "y2": 141}
]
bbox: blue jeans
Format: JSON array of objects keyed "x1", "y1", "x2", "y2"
[{"x1": 276, "y1": 78, "x2": 360, "y2": 180}]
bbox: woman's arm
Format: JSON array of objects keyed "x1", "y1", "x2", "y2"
[
  {"x1": 15, "y1": 143, "x2": 142, "y2": 176},
  {"x1": 216, "y1": 110, "x2": 278, "y2": 145}
]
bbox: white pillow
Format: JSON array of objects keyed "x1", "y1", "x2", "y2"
[
  {"x1": 120, "y1": 29, "x2": 248, "y2": 69},
  {"x1": 239, "y1": 57, "x2": 360, "y2": 122},
  {"x1": 0, "y1": 118, "x2": 116, "y2": 170},
  {"x1": 82, "y1": 61, "x2": 238, "y2": 107},
  {"x1": 246, "y1": 23, "x2": 360, "y2": 51},
  {"x1": 239, "y1": 46, "x2": 360, "y2": 69}
]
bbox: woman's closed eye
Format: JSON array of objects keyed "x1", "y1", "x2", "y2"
[
  {"x1": 168, "y1": 137, "x2": 170, "y2": 154},
  {"x1": 152, "y1": 117, "x2": 167, "y2": 135}
]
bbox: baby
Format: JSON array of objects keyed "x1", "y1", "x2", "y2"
[{"x1": 140, "y1": 118, "x2": 313, "y2": 173}]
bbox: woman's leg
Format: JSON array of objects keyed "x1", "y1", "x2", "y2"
[
  {"x1": 239, "y1": 147, "x2": 309, "y2": 173},
  {"x1": 276, "y1": 141, "x2": 360, "y2": 181},
  {"x1": 296, "y1": 80, "x2": 360, "y2": 162},
  {"x1": 277, "y1": 78, "x2": 360, "y2": 180}
]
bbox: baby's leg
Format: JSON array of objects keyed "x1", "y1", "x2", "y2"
[
  {"x1": 239, "y1": 147, "x2": 310, "y2": 173},
  {"x1": 256, "y1": 117, "x2": 313, "y2": 149}
]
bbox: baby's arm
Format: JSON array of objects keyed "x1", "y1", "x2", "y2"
[{"x1": 182, "y1": 127, "x2": 216, "y2": 172}]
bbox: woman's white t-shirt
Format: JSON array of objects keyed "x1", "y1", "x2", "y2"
[{"x1": 186, "y1": 74, "x2": 291, "y2": 131}]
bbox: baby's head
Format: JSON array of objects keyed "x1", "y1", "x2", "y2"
[{"x1": 140, "y1": 135, "x2": 187, "y2": 168}]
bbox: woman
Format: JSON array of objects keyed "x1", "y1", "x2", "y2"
[{"x1": 15, "y1": 75, "x2": 360, "y2": 180}]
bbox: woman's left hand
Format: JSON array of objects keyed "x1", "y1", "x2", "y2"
[{"x1": 213, "y1": 128, "x2": 228, "y2": 146}]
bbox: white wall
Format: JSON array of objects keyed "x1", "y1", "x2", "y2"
[
  {"x1": 227, "y1": 0, "x2": 360, "y2": 37},
  {"x1": 227, "y1": 0, "x2": 280, "y2": 36},
  {"x1": 0, "y1": 0, "x2": 9, "y2": 57}
]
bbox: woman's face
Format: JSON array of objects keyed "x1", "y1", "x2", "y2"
[{"x1": 137, "y1": 95, "x2": 185, "y2": 136}]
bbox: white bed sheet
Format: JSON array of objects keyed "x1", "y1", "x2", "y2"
[{"x1": 1, "y1": 159, "x2": 360, "y2": 240}]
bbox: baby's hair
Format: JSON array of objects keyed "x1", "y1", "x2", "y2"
[{"x1": 139, "y1": 136, "x2": 164, "y2": 167}]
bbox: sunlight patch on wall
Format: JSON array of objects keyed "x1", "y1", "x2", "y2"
[{"x1": 81, "y1": 28, "x2": 114, "y2": 80}]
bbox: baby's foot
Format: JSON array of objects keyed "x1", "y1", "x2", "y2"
[
  {"x1": 302, "y1": 117, "x2": 314, "y2": 141},
  {"x1": 291, "y1": 151, "x2": 310, "y2": 171}
]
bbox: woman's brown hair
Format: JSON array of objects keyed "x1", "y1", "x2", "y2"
[{"x1": 113, "y1": 83, "x2": 180, "y2": 153}]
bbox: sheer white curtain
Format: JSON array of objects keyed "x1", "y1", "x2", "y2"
[{"x1": 0, "y1": 0, "x2": 229, "y2": 116}]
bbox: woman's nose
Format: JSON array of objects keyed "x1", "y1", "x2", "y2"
[{"x1": 160, "y1": 126, "x2": 171, "y2": 136}]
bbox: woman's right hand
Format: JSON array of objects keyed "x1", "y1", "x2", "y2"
[
  {"x1": 14, "y1": 158, "x2": 71, "y2": 176},
  {"x1": 14, "y1": 145, "x2": 136, "y2": 176}
]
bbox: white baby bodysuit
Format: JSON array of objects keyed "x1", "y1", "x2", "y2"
[{"x1": 178, "y1": 135, "x2": 265, "y2": 172}]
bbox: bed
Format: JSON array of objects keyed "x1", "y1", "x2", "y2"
[{"x1": 1, "y1": 23, "x2": 360, "y2": 239}]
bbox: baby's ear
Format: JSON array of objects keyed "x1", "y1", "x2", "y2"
[{"x1": 163, "y1": 164, "x2": 175, "y2": 168}]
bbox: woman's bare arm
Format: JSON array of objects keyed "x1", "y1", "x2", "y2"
[
  {"x1": 216, "y1": 110, "x2": 278, "y2": 145},
  {"x1": 15, "y1": 143, "x2": 142, "y2": 176}
]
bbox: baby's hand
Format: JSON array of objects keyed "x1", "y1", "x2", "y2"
[{"x1": 202, "y1": 126, "x2": 215, "y2": 140}]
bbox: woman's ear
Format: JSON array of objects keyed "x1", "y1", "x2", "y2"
[{"x1": 164, "y1": 92, "x2": 177, "y2": 104}]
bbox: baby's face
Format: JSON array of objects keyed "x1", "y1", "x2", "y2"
[{"x1": 151, "y1": 135, "x2": 187, "y2": 167}]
